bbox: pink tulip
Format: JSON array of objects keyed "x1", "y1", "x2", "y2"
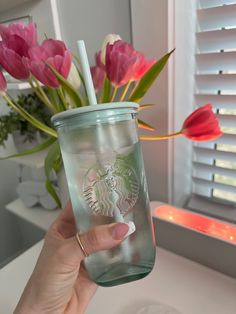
[
  {"x1": 100, "y1": 34, "x2": 121, "y2": 64},
  {"x1": 27, "y1": 39, "x2": 72, "y2": 88},
  {"x1": 0, "y1": 22, "x2": 37, "y2": 46},
  {"x1": 0, "y1": 34, "x2": 30, "y2": 79},
  {"x1": 0, "y1": 70, "x2": 7, "y2": 95},
  {"x1": 181, "y1": 104, "x2": 223, "y2": 141},
  {"x1": 90, "y1": 51, "x2": 106, "y2": 92},
  {"x1": 91, "y1": 65, "x2": 105, "y2": 92},
  {"x1": 105, "y1": 40, "x2": 155, "y2": 87},
  {"x1": 132, "y1": 55, "x2": 155, "y2": 81},
  {"x1": 95, "y1": 51, "x2": 105, "y2": 70}
]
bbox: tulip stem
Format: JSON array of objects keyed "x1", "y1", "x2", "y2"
[
  {"x1": 57, "y1": 87, "x2": 69, "y2": 110},
  {"x1": 3, "y1": 94, "x2": 57, "y2": 138},
  {"x1": 28, "y1": 79, "x2": 56, "y2": 114},
  {"x1": 120, "y1": 81, "x2": 132, "y2": 102},
  {"x1": 140, "y1": 131, "x2": 182, "y2": 141},
  {"x1": 32, "y1": 77, "x2": 57, "y2": 113},
  {"x1": 46, "y1": 87, "x2": 62, "y2": 112},
  {"x1": 111, "y1": 86, "x2": 118, "y2": 102}
]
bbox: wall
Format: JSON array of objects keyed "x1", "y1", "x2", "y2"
[
  {"x1": 131, "y1": 0, "x2": 195, "y2": 205},
  {"x1": 57, "y1": 0, "x2": 131, "y2": 60},
  {"x1": 131, "y1": 0, "x2": 170, "y2": 202}
]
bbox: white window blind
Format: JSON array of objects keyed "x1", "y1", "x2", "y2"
[{"x1": 193, "y1": 0, "x2": 236, "y2": 206}]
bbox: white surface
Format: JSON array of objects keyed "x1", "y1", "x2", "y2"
[
  {"x1": 6, "y1": 198, "x2": 60, "y2": 230},
  {"x1": 0, "y1": 241, "x2": 44, "y2": 314},
  {"x1": 0, "y1": 243, "x2": 236, "y2": 314},
  {"x1": 87, "y1": 250, "x2": 236, "y2": 314},
  {"x1": 7, "y1": 82, "x2": 32, "y2": 90}
]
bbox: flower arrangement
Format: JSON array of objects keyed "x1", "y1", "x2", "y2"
[{"x1": 0, "y1": 22, "x2": 222, "y2": 207}]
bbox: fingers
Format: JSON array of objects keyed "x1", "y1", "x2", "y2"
[
  {"x1": 60, "y1": 222, "x2": 135, "y2": 265},
  {"x1": 73, "y1": 266, "x2": 97, "y2": 313},
  {"x1": 79, "y1": 222, "x2": 133, "y2": 256},
  {"x1": 56, "y1": 201, "x2": 74, "y2": 224},
  {"x1": 50, "y1": 201, "x2": 77, "y2": 239}
]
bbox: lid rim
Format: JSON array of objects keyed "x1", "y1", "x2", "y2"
[{"x1": 51, "y1": 102, "x2": 138, "y2": 124}]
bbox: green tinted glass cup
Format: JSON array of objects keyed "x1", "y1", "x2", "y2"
[{"x1": 51, "y1": 102, "x2": 156, "y2": 287}]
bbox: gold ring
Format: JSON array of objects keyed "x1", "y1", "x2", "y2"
[{"x1": 76, "y1": 233, "x2": 89, "y2": 257}]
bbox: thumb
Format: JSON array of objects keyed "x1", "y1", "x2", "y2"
[{"x1": 61, "y1": 222, "x2": 136, "y2": 264}]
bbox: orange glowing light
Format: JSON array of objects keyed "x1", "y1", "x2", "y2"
[{"x1": 153, "y1": 205, "x2": 236, "y2": 245}]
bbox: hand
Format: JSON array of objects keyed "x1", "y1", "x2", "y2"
[{"x1": 14, "y1": 202, "x2": 131, "y2": 314}]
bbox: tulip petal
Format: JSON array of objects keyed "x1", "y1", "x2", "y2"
[
  {"x1": 105, "y1": 40, "x2": 146, "y2": 87},
  {"x1": 0, "y1": 22, "x2": 37, "y2": 46},
  {"x1": 5, "y1": 34, "x2": 30, "y2": 57},
  {"x1": 0, "y1": 70, "x2": 7, "y2": 94},
  {"x1": 129, "y1": 49, "x2": 175, "y2": 102},
  {"x1": 27, "y1": 39, "x2": 72, "y2": 88},
  {"x1": 41, "y1": 39, "x2": 67, "y2": 57},
  {"x1": 28, "y1": 45, "x2": 49, "y2": 61},
  {"x1": 60, "y1": 50, "x2": 72, "y2": 78},
  {"x1": 91, "y1": 65, "x2": 105, "y2": 92},
  {"x1": 46, "y1": 62, "x2": 83, "y2": 107},
  {"x1": 30, "y1": 61, "x2": 59, "y2": 88},
  {"x1": 0, "y1": 43, "x2": 29, "y2": 79},
  {"x1": 95, "y1": 51, "x2": 105, "y2": 69},
  {"x1": 183, "y1": 104, "x2": 212, "y2": 127},
  {"x1": 181, "y1": 104, "x2": 222, "y2": 141}
]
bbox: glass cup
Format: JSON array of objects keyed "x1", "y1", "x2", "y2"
[
  {"x1": 136, "y1": 304, "x2": 181, "y2": 314},
  {"x1": 52, "y1": 102, "x2": 156, "y2": 287}
]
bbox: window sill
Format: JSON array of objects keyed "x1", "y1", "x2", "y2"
[
  {"x1": 187, "y1": 194, "x2": 236, "y2": 224},
  {"x1": 151, "y1": 201, "x2": 236, "y2": 279}
]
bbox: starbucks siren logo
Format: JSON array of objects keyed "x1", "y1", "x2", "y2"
[{"x1": 83, "y1": 157, "x2": 139, "y2": 217}]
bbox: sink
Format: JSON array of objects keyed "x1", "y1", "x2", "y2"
[{"x1": 0, "y1": 209, "x2": 45, "y2": 269}]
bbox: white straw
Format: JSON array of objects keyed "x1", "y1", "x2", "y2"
[
  {"x1": 77, "y1": 40, "x2": 131, "y2": 262},
  {"x1": 76, "y1": 40, "x2": 97, "y2": 105}
]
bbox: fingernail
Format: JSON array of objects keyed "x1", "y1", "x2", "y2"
[
  {"x1": 124, "y1": 221, "x2": 136, "y2": 238},
  {"x1": 112, "y1": 222, "x2": 136, "y2": 240}
]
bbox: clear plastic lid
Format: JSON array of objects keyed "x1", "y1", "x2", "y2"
[{"x1": 51, "y1": 102, "x2": 139, "y2": 128}]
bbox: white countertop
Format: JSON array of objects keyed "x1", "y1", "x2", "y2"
[
  {"x1": 6, "y1": 198, "x2": 61, "y2": 230},
  {"x1": 1, "y1": 240, "x2": 236, "y2": 314}
]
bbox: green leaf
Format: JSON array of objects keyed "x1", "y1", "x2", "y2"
[
  {"x1": 4, "y1": 95, "x2": 57, "y2": 138},
  {"x1": 138, "y1": 104, "x2": 156, "y2": 111},
  {"x1": 46, "y1": 63, "x2": 83, "y2": 108},
  {"x1": 138, "y1": 119, "x2": 155, "y2": 131},
  {"x1": 46, "y1": 87, "x2": 63, "y2": 112},
  {"x1": 100, "y1": 77, "x2": 111, "y2": 103},
  {"x1": 0, "y1": 137, "x2": 56, "y2": 160},
  {"x1": 57, "y1": 87, "x2": 68, "y2": 110},
  {"x1": 44, "y1": 140, "x2": 62, "y2": 208},
  {"x1": 72, "y1": 55, "x2": 86, "y2": 85},
  {"x1": 129, "y1": 49, "x2": 175, "y2": 102}
]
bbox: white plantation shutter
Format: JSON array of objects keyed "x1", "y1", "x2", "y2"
[{"x1": 192, "y1": 0, "x2": 236, "y2": 206}]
